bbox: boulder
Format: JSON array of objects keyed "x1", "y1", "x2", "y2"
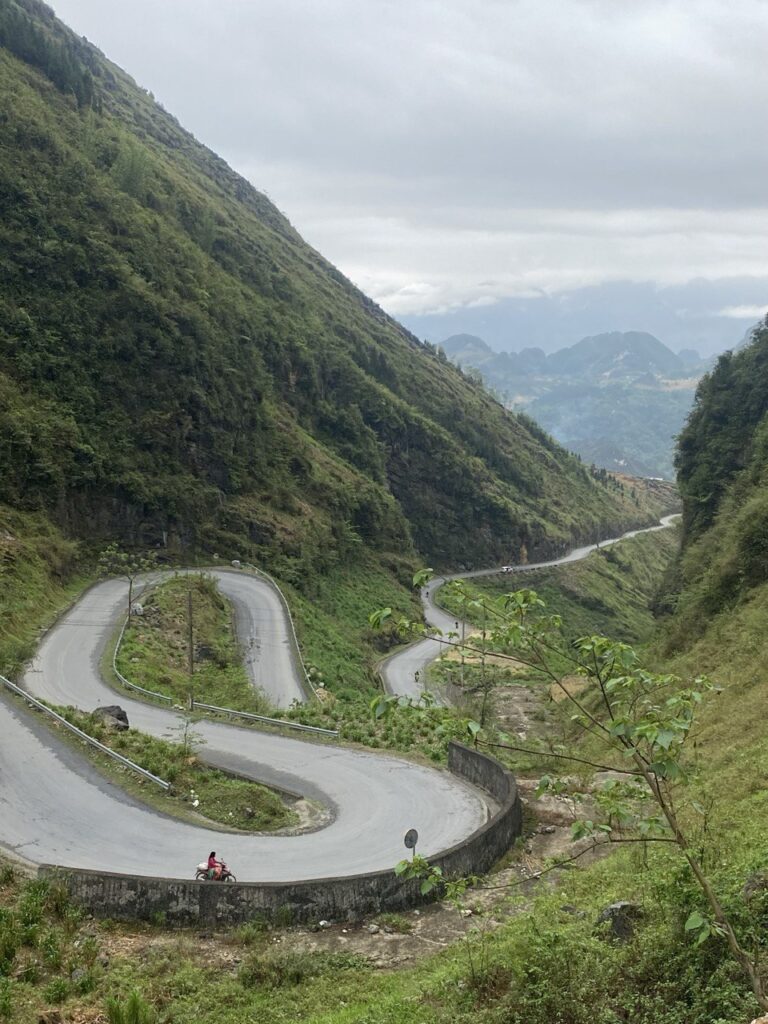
[
  {"x1": 595, "y1": 901, "x2": 642, "y2": 942},
  {"x1": 93, "y1": 705, "x2": 129, "y2": 731},
  {"x1": 744, "y1": 870, "x2": 768, "y2": 902}
]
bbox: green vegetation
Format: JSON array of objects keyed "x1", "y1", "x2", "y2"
[
  {"x1": 115, "y1": 573, "x2": 271, "y2": 713},
  {"x1": 676, "y1": 322, "x2": 768, "y2": 545},
  {"x1": 53, "y1": 707, "x2": 296, "y2": 833},
  {"x1": 0, "y1": 872, "x2": 100, "y2": 1018},
  {"x1": 0, "y1": 0, "x2": 650, "y2": 611},
  {"x1": 441, "y1": 330, "x2": 705, "y2": 479},
  {"x1": 438, "y1": 523, "x2": 680, "y2": 645},
  {"x1": 666, "y1": 320, "x2": 768, "y2": 648},
  {"x1": 285, "y1": 689, "x2": 469, "y2": 764},
  {"x1": 0, "y1": 504, "x2": 83, "y2": 676},
  {"x1": 284, "y1": 553, "x2": 420, "y2": 693}
]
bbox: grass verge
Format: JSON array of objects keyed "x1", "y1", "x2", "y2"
[
  {"x1": 115, "y1": 574, "x2": 272, "y2": 714},
  {"x1": 51, "y1": 706, "x2": 297, "y2": 833}
]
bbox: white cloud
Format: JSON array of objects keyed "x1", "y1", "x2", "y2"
[
  {"x1": 50, "y1": 0, "x2": 768, "y2": 320},
  {"x1": 717, "y1": 304, "x2": 768, "y2": 319}
]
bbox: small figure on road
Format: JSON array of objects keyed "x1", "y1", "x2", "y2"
[{"x1": 207, "y1": 850, "x2": 222, "y2": 880}]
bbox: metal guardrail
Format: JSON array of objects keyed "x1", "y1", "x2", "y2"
[
  {"x1": 0, "y1": 674, "x2": 171, "y2": 791},
  {"x1": 190, "y1": 700, "x2": 338, "y2": 737},
  {"x1": 112, "y1": 615, "x2": 174, "y2": 704},
  {"x1": 110, "y1": 575, "x2": 338, "y2": 738}
]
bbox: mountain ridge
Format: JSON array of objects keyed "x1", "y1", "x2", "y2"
[
  {"x1": 439, "y1": 329, "x2": 710, "y2": 478},
  {"x1": 0, "y1": 0, "x2": 655, "y2": 606}
]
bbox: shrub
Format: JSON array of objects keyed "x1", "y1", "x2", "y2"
[
  {"x1": 0, "y1": 978, "x2": 12, "y2": 1021},
  {"x1": 43, "y1": 976, "x2": 70, "y2": 1003},
  {"x1": 106, "y1": 989, "x2": 157, "y2": 1024},
  {"x1": 239, "y1": 949, "x2": 368, "y2": 989}
]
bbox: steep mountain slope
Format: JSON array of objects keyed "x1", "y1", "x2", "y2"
[
  {"x1": 0, "y1": 0, "x2": 647, "y2": 593},
  {"x1": 440, "y1": 330, "x2": 707, "y2": 478},
  {"x1": 667, "y1": 318, "x2": 768, "y2": 638}
]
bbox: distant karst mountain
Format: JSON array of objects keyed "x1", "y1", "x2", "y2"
[{"x1": 440, "y1": 330, "x2": 713, "y2": 479}]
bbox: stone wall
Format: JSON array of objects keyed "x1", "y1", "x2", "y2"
[{"x1": 42, "y1": 742, "x2": 523, "y2": 926}]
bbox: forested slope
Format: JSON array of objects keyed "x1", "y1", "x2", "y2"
[
  {"x1": 0, "y1": 0, "x2": 650, "y2": 599},
  {"x1": 670, "y1": 318, "x2": 768, "y2": 639}
]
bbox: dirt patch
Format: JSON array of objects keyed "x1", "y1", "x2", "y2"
[
  {"x1": 441, "y1": 633, "x2": 525, "y2": 670},
  {"x1": 549, "y1": 675, "x2": 588, "y2": 704},
  {"x1": 491, "y1": 683, "x2": 551, "y2": 741}
]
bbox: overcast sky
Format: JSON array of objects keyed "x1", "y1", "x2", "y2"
[{"x1": 51, "y1": 0, "x2": 768, "y2": 353}]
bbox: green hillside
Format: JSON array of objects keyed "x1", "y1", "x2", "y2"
[
  {"x1": 0, "y1": 0, "x2": 651, "y2": 602},
  {"x1": 670, "y1": 319, "x2": 768, "y2": 641}
]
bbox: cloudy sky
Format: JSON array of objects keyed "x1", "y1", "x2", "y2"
[{"x1": 52, "y1": 0, "x2": 768, "y2": 353}]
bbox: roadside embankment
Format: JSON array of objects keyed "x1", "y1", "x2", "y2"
[{"x1": 42, "y1": 741, "x2": 522, "y2": 926}]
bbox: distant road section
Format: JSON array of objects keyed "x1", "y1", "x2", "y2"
[{"x1": 380, "y1": 515, "x2": 680, "y2": 700}]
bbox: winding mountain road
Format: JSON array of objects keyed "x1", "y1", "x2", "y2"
[
  {"x1": 381, "y1": 515, "x2": 680, "y2": 700},
  {"x1": 0, "y1": 518, "x2": 677, "y2": 883},
  {"x1": 1, "y1": 571, "x2": 488, "y2": 881}
]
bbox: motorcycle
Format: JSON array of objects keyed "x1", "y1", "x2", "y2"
[{"x1": 195, "y1": 860, "x2": 237, "y2": 882}]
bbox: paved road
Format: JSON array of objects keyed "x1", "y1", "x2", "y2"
[
  {"x1": 381, "y1": 515, "x2": 680, "y2": 700},
  {"x1": 1, "y1": 570, "x2": 488, "y2": 881}
]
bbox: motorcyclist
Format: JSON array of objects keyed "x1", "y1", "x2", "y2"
[{"x1": 207, "y1": 850, "x2": 223, "y2": 880}]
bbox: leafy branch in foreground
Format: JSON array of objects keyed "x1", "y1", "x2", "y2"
[{"x1": 373, "y1": 572, "x2": 767, "y2": 1011}]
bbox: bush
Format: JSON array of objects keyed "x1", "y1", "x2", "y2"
[
  {"x1": 0, "y1": 866, "x2": 15, "y2": 887},
  {"x1": 43, "y1": 976, "x2": 70, "y2": 1003},
  {"x1": 106, "y1": 989, "x2": 157, "y2": 1024},
  {"x1": 239, "y1": 949, "x2": 368, "y2": 989},
  {"x1": 0, "y1": 979, "x2": 11, "y2": 1021}
]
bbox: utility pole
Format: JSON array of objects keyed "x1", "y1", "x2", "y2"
[
  {"x1": 480, "y1": 602, "x2": 489, "y2": 727},
  {"x1": 187, "y1": 582, "x2": 194, "y2": 708},
  {"x1": 457, "y1": 620, "x2": 466, "y2": 691}
]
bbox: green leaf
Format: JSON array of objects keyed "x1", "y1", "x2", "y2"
[
  {"x1": 368, "y1": 607, "x2": 392, "y2": 628},
  {"x1": 654, "y1": 729, "x2": 677, "y2": 750}
]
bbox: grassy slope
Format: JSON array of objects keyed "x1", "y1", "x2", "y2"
[
  {"x1": 0, "y1": 504, "x2": 84, "y2": 676},
  {"x1": 115, "y1": 574, "x2": 271, "y2": 713}
]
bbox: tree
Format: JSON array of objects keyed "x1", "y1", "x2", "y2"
[
  {"x1": 98, "y1": 543, "x2": 157, "y2": 620},
  {"x1": 373, "y1": 576, "x2": 768, "y2": 1012}
]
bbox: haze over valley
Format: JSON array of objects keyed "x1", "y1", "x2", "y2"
[{"x1": 439, "y1": 329, "x2": 715, "y2": 479}]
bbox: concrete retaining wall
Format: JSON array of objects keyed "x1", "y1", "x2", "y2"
[{"x1": 42, "y1": 742, "x2": 523, "y2": 926}]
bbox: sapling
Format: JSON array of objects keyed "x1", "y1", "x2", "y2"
[{"x1": 373, "y1": 574, "x2": 768, "y2": 1011}]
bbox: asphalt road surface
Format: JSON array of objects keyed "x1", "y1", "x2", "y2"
[
  {"x1": 1, "y1": 570, "x2": 488, "y2": 881},
  {"x1": 380, "y1": 515, "x2": 680, "y2": 700}
]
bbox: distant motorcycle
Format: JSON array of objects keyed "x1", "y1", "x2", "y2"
[{"x1": 195, "y1": 861, "x2": 236, "y2": 882}]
